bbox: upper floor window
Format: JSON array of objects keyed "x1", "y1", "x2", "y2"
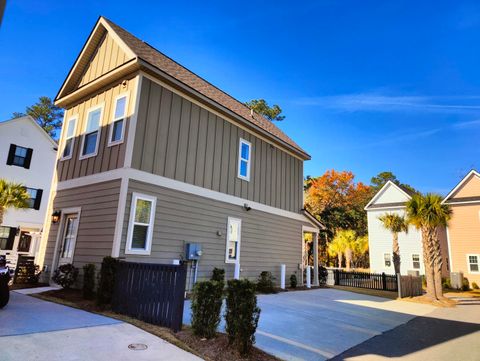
[
  {"x1": 0, "y1": 226, "x2": 15, "y2": 251},
  {"x1": 25, "y1": 187, "x2": 43, "y2": 210},
  {"x1": 109, "y1": 94, "x2": 128, "y2": 146},
  {"x1": 384, "y1": 253, "x2": 391, "y2": 267},
  {"x1": 80, "y1": 105, "x2": 102, "y2": 159},
  {"x1": 62, "y1": 117, "x2": 77, "y2": 159},
  {"x1": 126, "y1": 193, "x2": 156, "y2": 255},
  {"x1": 468, "y1": 254, "x2": 479, "y2": 273},
  {"x1": 237, "y1": 138, "x2": 251, "y2": 181},
  {"x1": 6, "y1": 144, "x2": 33, "y2": 169},
  {"x1": 412, "y1": 254, "x2": 420, "y2": 269}
]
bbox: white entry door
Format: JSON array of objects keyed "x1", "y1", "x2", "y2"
[{"x1": 58, "y1": 214, "x2": 79, "y2": 265}]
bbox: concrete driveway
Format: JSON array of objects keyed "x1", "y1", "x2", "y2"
[
  {"x1": 1, "y1": 291, "x2": 200, "y2": 361},
  {"x1": 184, "y1": 288, "x2": 437, "y2": 361}
]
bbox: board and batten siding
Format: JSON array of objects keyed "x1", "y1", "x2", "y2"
[
  {"x1": 43, "y1": 180, "x2": 121, "y2": 272},
  {"x1": 131, "y1": 77, "x2": 304, "y2": 213},
  {"x1": 57, "y1": 75, "x2": 138, "y2": 182},
  {"x1": 120, "y1": 180, "x2": 310, "y2": 287}
]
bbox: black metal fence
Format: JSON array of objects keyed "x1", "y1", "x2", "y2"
[
  {"x1": 13, "y1": 256, "x2": 37, "y2": 284},
  {"x1": 112, "y1": 262, "x2": 187, "y2": 332},
  {"x1": 334, "y1": 269, "x2": 398, "y2": 291}
]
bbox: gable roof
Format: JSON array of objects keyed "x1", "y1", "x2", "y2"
[
  {"x1": 56, "y1": 16, "x2": 310, "y2": 160},
  {"x1": 442, "y1": 170, "x2": 480, "y2": 204},
  {"x1": 364, "y1": 180, "x2": 413, "y2": 210},
  {"x1": 0, "y1": 116, "x2": 58, "y2": 148}
]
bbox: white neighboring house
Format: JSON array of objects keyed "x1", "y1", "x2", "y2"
[
  {"x1": 364, "y1": 181, "x2": 425, "y2": 276},
  {"x1": 0, "y1": 116, "x2": 57, "y2": 269}
]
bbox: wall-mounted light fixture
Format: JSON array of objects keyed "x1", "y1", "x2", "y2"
[
  {"x1": 243, "y1": 203, "x2": 252, "y2": 211},
  {"x1": 51, "y1": 211, "x2": 61, "y2": 224}
]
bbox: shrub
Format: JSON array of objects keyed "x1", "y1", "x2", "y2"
[
  {"x1": 256, "y1": 271, "x2": 276, "y2": 294},
  {"x1": 442, "y1": 277, "x2": 451, "y2": 290},
  {"x1": 82, "y1": 263, "x2": 96, "y2": 299},
  {"x1": 211, "y1": 267, "x2": 225, "y2": 283},
  {"x1": 290, "y1": 274, "x2": 297, "y2": 288},
  {"x1": 472, "y1": 282, "x2": 479, "y2": 290},
  {"x1": 52, "y1": 263, "x2": 78, "y2": 289},
  {"x1": 225, "y1": 279, "x2": 261, "y2": 356},
  {"x1": 96, "y1": 256, "x2": 118, "y2": 306},
  {"x1": 191, "y1": 280, "x2": 224, "y2": 339},
  {"x1": 319, "y1": 266, "x2": 328, "y2": 285},
  {"x1": 421, "y1": 275, "x2": 427, "y2": 288},
  {"x1": 462, "y1": 277, "x2": 470, "y2": 291}
]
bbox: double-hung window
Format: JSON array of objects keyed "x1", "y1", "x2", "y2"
[
  {"x1": 126, "y1": 193, "x2": 156, "y2": 255},
  {"x1": 7, "y1": 144, "x2": 33, "y2": 169},
  {"x1": 0, "y1": 226, "x2": 15, "y2": 251},
  {"x1": 384, "y1": 253, "x2": 392, "y2": 267},
  {"x1": 237, "y1": 138, "x2": 251, "y2": 181},
  {"x1": 81, "y1": 106, "x2": 102, "y2": 159},
  {"x1": 225, "y1": 217, "x2": 241, "y2": 263},
  {"x1": 468, "y1": 254, "x2": 479, "y2": 273},
  {"x1": 109, "y1": 94, "x2": 128, "y2": 145},
  {"x1": 412, "y1": 254, "x2": 420, "y2": 269},
  {"x1": 62, "y1": 117, "x2": 77, "y2": 159},
  {"x1": 25, "y1": 188, "x2": 43, "y2": 210}
]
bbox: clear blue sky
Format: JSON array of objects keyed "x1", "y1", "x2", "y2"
[{"x1": 1, "y1": 1, "x2": 479, "y2": 194}]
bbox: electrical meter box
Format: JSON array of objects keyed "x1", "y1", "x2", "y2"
[{"x1": 185, "y1": 243, "x2": 202, "y2": 260}]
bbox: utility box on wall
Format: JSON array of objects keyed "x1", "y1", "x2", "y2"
[{"x1": 185, "y1": 243, "x2": 202, "y2": 260}]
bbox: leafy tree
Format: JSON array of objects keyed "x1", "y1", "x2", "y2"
[
  {"x1": 378, "y1": 213, "x2": 409, "y2": 275},
  {"x1": 0, "y1": 179, "x2": 29, "y2": 224},
  {"x1": 13, "y1": 96, "x2": 63, "y2": 139},
  {"x1": 370, "y1": 171, "x2": 417, "y2": 194},
  {"x1": 245, "y1": 99, "x2": 285, "y2": 121},
  {"x1": 406, "y1": 193, "x2": 451, "y2": 301}
]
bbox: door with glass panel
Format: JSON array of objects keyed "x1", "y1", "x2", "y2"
[{"x1": 58, "y1": 214, "x2": 79, "y2": 265}]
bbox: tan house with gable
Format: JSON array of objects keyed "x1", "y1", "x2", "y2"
[
  {"x1": 39, "y1": 16, "x2": 323, "y2": 288},
  {"x1": 443, "y1": 170, "x2": 480, "y2": 287}
]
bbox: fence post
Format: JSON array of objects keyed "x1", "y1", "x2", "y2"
[
  {"x1": 382, "y1": 272, "x2": 387, "y2": 290},
  {"x1": 280, "y1": 264, "x2": 286, "y2": 290},
  {"x1": 334, "y1": 269, "x2": 339, "y2": 285},
  {"x1": 306, "y1": 266, "x2": 311, "y2": 288},
  {"x1": 397, "y1": 273, "x2": 402, "y2": 298}
]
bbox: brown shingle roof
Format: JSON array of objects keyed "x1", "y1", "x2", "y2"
[{"x1": 103, "y1": 17, "x2": 309, "y2": 159}]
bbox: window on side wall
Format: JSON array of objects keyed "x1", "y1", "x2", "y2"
[
  {"x1": 62, "y1": 117, "x2": 77, "y2": 159},
  {"x1": 25, "y1": 188, "x2": 43, "y2": 210},
  {"x1": 468, "y1": 255, "x2": 479, "y2": 273},
  {"x1": 80, "y1": 106, "x2": 102, "y2": 158},
  {"x1": 225, "y1": 217, "x2": 241, "y2": 263},
  {"x1": 126, "y1": 193, "x2": 156, "y2": 255},
  {"x1": 109, "y1": 94, "x2": 128, "y2": 145},
  {"x1": 7, "y1": 144, "x2": 33, "y2": 169},
  {"x1": 412, "y1": 254, "x2": 420, "y2": 269},
  {"x1": 0, "y1": 226, "x2": 15, "y2": 251},
  {"x1": 384, "y1": 253, "x2": 391, "y2": 267},
  {"x1": 237, "y1": 138, "x2": 251, "y2": 181}
]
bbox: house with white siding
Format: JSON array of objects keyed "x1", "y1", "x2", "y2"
[{"x1": 39, "y1": 17, "x2": 323, "y2": 288}]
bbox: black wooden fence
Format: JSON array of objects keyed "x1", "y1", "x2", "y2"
[
  {"x1": 334, "y1": 269, "x2": 398, "y2": 291},
  {"x1": 112, "y1": 262, "x2": 187, "y2": 332}
]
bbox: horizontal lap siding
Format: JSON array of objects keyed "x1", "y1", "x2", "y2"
[
  {"x1": 132, "y1": 77, "x2": 303, "y2": 213},
  {"x1": 121, "y1": 180, "x2": 305, "y2": 286},
  {"x1": 43, "y1": 180, "x2": 121, "y2": 272}
]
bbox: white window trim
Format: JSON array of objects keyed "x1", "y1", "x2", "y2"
[
  {"x1": 467, "y1": 254, "x2": 480, "y2": 274},
  {"x1": 60, "y1": 116, "x2": 78, "y2": 161},
  {"x1": 225, "y1": 217, "x2": 242, "y2": 264},
  {"x1": 237, "y1": 138, "x2": 252, "y2": 181},
  {"x1": 79, "y1": 104, "x2": 104, "y2": 160},
  {"x1": 411, "y1": 253, "x2": 421, "y2": 270},
  {"x1": 108, "y1": 92, "x2": 129, "y2": 147},
  {"x1": 384, "y1": 252, "x2": 392, "y2": 267},
  {"x1": 125, "y1": 192, "x2": 156, "y2": 255}
]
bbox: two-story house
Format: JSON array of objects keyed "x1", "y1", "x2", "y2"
[
  {"x1": 40, "y1": 17, "x2": 322, "y2": 288},
  {"x1": 0, "y1": 115, "x2": 57, "y2": 269}
]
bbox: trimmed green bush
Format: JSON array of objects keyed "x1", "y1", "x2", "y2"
[
  {"x1": 211, "y1": 267, "x2": 225, "y2": 283},
  {"x1": 191, "y1": 280, "x2": 224, "y2": 339},
  {"x1": 472, "y1": 282, "x2": 479, "y2": 290},
  {"x1": 290, "y1": 274, "x2": 297, "y2": 288},
  {"x1": 82, "y1": 263, "x2": 96, "y2": 299},
  {"x1": 225, "y1": 279, "x2": 261, "y2": 356},
  {"x1": 52, "y1": 263, "x2": 78, "y2": 289},
  {"x1": 319, "y1": 266, "x2": 328, "y2": 285},
  {"x1": 462, "y1": 277, "x2": 470, "y2": 291},
  {"x1": 96, "y1": 256, "x2": 118, "y2": 306},
  {"x1": 256, "y1": 271, "x2": 276, "y2": 294},
  {"x1": 442, "y1": 277, "x2": 451, "y2": 289}
]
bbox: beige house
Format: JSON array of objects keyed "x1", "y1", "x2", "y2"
[
  {"x1": 39, "y1": 17, "x2": 323, "y2": 288},
  {"x1": 443, "y1": 170, "x2": 480, "y2": 287}
]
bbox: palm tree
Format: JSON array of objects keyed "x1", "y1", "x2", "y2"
[
  {"x1": 330, "y1": 230, "x2": 357, "y2": 270},
  {"x1": 406, "y1": 193, "x2": 451, "y2": 301},
  {"x1": 328, "y1": 234, "x2": 346, "y2": 269},
  {"x1": 0, "y1": 179, "x2": 30, "y2": 225},
  {"x1": 378, "y1": 213, "x2": 408, "y2": 275},
  {"x1": 351, "y1": 235, "x2": 369, "y2": 268}
]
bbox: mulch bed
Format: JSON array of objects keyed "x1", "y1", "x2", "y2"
[{"x1": 9, "y1": 282, "x2": 49, "y2": 291}]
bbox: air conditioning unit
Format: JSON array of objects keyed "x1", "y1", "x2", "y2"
[
  {"x1": 407, "y1": 270, "x2": 420, "y2": 277},
  {"x1": 450, "y1": 272, "x2": 464, "y2": 289}
]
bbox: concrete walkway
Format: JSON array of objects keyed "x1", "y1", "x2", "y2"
[{"x1": 1, "y1": 291, "x2": 201, "y2": 361}]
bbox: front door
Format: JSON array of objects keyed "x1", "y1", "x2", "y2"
[{"x1": 58, "y1": 214, "x2": 79, "y2": 265}]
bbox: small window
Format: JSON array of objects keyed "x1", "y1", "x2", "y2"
[
  {"x1": 225, "y1": 217, "x2": 241, "y2": 263},
  {"x1": 468, "y1": 255, "x2": 479, "y2": 273},
  {"x1": 7, "y1": 144, "x2": 33, "y2": 169},
  {"x1": 109, "y1": 95, "x2": 128, "y2": 145},
  {"x1": 412, "y1": 254, "x2": 420, "y2": 269},
  {"x1": 384, "y1": 253, "x2": 391, "y2": 267},
  {"x1": 237, "y1": 139, "x2": 251, "y2": 181},
  {"x1": 126, "y1": 193, "x2": 156, "y2": 255},
  {"x1": 25, "y1": 188, "x2": 43, "y2": 210},
  {"x1": 81, "y1": 106, "x2": 102, "y2": 158},
  {"x1": 62, "y1": 117, "x2": 77, "y2": 159},
  {"x1": 0, "y1": 226, "x2": 15, "y2": 251}
]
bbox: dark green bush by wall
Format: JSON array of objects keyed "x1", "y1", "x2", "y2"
[
  {"x1": 211, "y1": 267, "x2": 225, "y2": 283},
  {"x1": 256, "y1": 271, "x2": 276, "y2": 294},
  {"x1": 96, "y1": 256, "x2": 118, "y2": 306},
  {"x1": 52, "y1": 263, "x2": 78, "y2": 289},
  {"x1": 290, "y1": 274, "x2": 297, "y2": 288},
  {"x1": 82, "y1": 263, "x2": 96, "y2": 299},
  {"x1": 191, "y1": 280, "x2": 224, "y2": 339}
]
